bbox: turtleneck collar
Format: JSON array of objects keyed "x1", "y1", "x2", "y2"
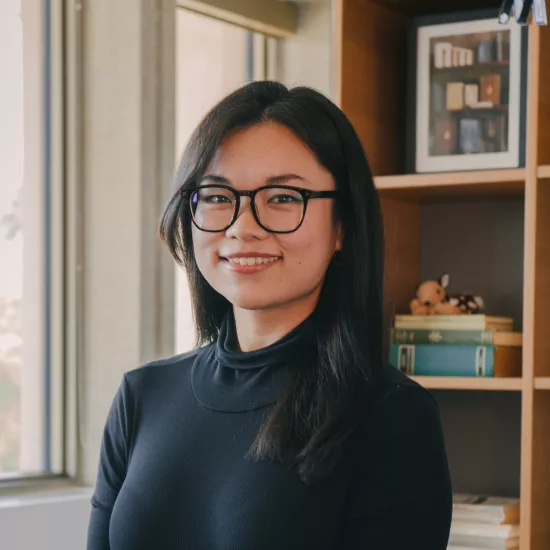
[
  {"x1": 191, "y1": 310, "x2": 318, "y2": 413},
  {"x1": 215, "y1": 311, "x2": 317, "y2": 370}
]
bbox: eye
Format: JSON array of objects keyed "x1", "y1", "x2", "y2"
[
  {"x1": 272, "y1": 195, "x2": 296, "y2": 203},
  {"x1": 204, "y1": 195, "x2": 232, "y2": 204},
  {"x1": 269, "y1": 193, "x2": 303, "y2": 204},
  {"x1": 436, "y1": 289, "x2": 441, "y2": 294}
]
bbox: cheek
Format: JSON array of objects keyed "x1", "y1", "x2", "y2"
[
  {"x1": 191, "y1": 227, "x2": 219, "y2": 271},
  {"x1": 280, "y1": 215, "x2": 338, "y2": 268}
]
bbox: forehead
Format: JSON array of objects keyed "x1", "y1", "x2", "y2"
[{"x1": 205, "y1": 123, "x2": 333, "y2": 187}]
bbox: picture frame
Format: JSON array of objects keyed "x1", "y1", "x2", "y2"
[{"x1": 405, "y1": 9, "x2": 528, "y2": 174}]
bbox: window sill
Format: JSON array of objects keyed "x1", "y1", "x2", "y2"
[{"x1": 0, "y1": 475, "x2": 92, "y2": 509}]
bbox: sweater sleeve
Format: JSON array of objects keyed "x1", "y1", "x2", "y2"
[
  {"x1": 87, "y1": 375, "x2": 133, "y2": 550},
  {"x1": 343, "y1": 384, "x2": 453, "y2": 549}
]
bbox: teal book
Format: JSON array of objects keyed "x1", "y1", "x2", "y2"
[
  {"x1": 389, "y1": 328, "x2": 522, "y2": 347},
  {"x1": 390, "y1": 343, "x2": 496, "y2": 377}
]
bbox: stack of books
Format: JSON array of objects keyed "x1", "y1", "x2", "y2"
[
  {"x1": 389, "y1": 314, "x2": 522, "y2": 378},
  {"x1": 448, "y1": 494, "x2": 520, "y2": 550}
]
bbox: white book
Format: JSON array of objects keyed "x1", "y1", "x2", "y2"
[
  {"x1": 448, "y1": 535, "x2": 519, "y2": 549},
  {"x1": 442, "y1": 42, "x2": 453, "y2": 67},
  {"x1": 464, "y1": 84, "x2": 479, "y2": 107},
  {"x1": 452, "y1": 48, "x2": 460, "y2": 67},
  {"x1": 434, "y1": 42, "x2": 445, "y2": 68},
  {"x1": 450, "y1": 520, "x2": 520, "y2": 538},
  {"x1": 457, "y1": 48, "x2": 468, "y2": 66},
  {"x1": 453, "y1": 494, "x2": 520, "y2": 524},
  {"x1": 394, "y1": 314, "x2": 513, "y2": 331},
  {"x1": 433, "y1": 42, "x2": 453, "y2": 68}
]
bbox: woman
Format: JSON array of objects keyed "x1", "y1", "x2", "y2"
[{"x1": 87, "y1": 81, "x2": 452, "y2": 549}]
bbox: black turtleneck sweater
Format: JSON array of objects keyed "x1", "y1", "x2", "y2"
[{"x1": 87, "y1": 313, "x2": 452, "y2": 549}]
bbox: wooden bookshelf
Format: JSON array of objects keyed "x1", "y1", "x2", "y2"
[
  {"x1": 410, "y1": 376, "x2": 523, "y2": 391},
  {"x1": 333, "y1": 3, "x2": 550, "y2": 549},
  {"x1": 374, "y1": 168, "x2": 525, "y2": 201},
  {"x1": 371, "y1": 0, "x2": 503, "y2": 15},
  {"x1": 535, "y1": 378, "x2": 550, "y2": 391}
]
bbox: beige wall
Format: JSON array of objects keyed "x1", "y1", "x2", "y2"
[
  {"x1": 177, "y1": 0, "x2": 298, "y2": 36},
  {"x1": 276, "y1": 0, "x2": 333, "y2": 98},
  {"x1": 79, "y1": 0, "x2": 176, "y2": 487}
]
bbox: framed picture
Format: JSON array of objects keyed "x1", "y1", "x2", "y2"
[{"x1": 405, "y1": 9, "x2": 528, "y2": 174}]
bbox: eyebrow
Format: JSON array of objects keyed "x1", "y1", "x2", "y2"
[{"x1": 199, "y1": 173, "x2": 307, "y2": 186}]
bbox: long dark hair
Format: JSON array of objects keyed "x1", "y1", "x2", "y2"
[{"x1": 160, "y1": 81, "x2": 384, "y2": 483}]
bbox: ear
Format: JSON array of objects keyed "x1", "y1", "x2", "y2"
[
  {"x1": 439, "y1": 272, "x2": 450, "y2": 289},
  {"x1": 334, "y1": 222, "x2": 344, "y2": 253}
]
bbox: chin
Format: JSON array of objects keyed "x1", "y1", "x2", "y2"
[{"x1": 225, "y1": 291, "x2": 280, "y2": 311}]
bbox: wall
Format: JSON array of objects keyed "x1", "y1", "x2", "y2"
[
  {"x1": 276, "y1": 0, "x2": 333, "y2": 98},
  {"x1": 0, "y1": 489, "x2": 92, "y2": 550},
  {"x1": 422, "y1": 198, "x2": 525, "y2": 498},
  {"x1": 421, "y1": 199, "x2": 525, "y2": 329}
]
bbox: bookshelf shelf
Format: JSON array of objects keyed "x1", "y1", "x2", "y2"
[
  {"x1": 371, "y1": 0, "x2": 507, "y2": 15},
  {"x1": 409, "y1": 376, "x2": 523, "y2": 391},
  {"x1": 538, "y1": 165, "x2": 550, "y2": 178},
  {"x1": 374, "y1": 169, "x2": 525, "y2": 202},
  {"x1": 535, "y1": 377, "x2": 550, "y2": 390}
]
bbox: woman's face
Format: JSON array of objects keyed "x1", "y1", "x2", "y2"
[{"x1": 191, "y1": 122, "x2": 342, "y2": 312}]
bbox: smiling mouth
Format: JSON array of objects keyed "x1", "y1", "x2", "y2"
[
  {"x1": 219, "y1": 255, "x2": 282, "y2": 273},
  {"x1": 223, "y1": 256, "x2": 281, "y2": 266}
]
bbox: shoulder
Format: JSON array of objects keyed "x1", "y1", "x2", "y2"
[
  {"x1": 358, "y1": 364, "x2": 446, "y2": 454},
  {"x1": 374, "y1": 361, "x2": 429, "y2": 394},
  {"x1": 344, "y1": 365, "x2": 453, "y2": 547},
  {"x1": 348, "y1": 364, "x2": 451, "y2": 498},
  {"x1": 116, "y1": 346, "x2": 216, "y2": 404},
  {"x1": 124, "y1": 346, "x2": 205, "y2": 385},
  {"x1": 370, "y1": 363, "x2": 440, "y2": 417}
]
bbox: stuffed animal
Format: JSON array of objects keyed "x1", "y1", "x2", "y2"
[{"x1": 410, "y1": 273, "x2": 485, "y2": 315}]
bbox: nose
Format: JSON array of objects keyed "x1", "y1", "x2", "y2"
[
  {"x1": 424, "y1": 300, "x2": 432, "y2": 306},
  {"x1": 225, "y1": 196, "x2": 269, "y2": 241}
]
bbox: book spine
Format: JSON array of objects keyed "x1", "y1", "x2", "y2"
[
  {"x1": 449, "y1": 534, "x2": 518, "y2": 549},
  {"x1": 450, "y1": 520, "x2": 518, "y2": 537},
  {"x1": 394, "y1": 320, "x2": 486, "y2": 330},
  {"x1": 394, "y1": 320, "x2": 512, "y2": 331},
  {"x1": 452, "y1": 510, "x2": 506, "y2": 524},
  {"x1": 390, "y1": 344, "x2": 495, "y2": 377},
  {"x1": 390, "y1": 328, "x2": 495, "y2": 345}
]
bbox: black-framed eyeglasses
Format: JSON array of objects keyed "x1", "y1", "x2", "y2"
[{"x1": 181, "y1": 184, "x2": 338, "y2": 234}]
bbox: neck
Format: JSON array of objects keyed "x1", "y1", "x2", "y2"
[{"x1": 232, "y1": 294, "x2": 319, "y2": 352}]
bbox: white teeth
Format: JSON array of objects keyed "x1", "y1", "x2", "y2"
[{"x1": 228, "y1": 257, "x2": 279, "y2": 265}]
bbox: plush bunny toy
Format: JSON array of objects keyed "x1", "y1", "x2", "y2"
[{"x1": 410, "y1": 273, "x2": 485, "y2": 315}]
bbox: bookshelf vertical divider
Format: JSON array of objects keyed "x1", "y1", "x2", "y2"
[
  {"x1": 332, "y1": 3, "x2": 550, "y2": 549},
  {"x1": 519, "y1": 24, "x2": 539, "y2": 550}
]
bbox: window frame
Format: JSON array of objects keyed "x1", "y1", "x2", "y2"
[
  {"x1": 0, "y1": 0, "x2": 79, "y2": 492},
  {"x1": 1, "y1": 0, "x2": 280, "y2": 495}
]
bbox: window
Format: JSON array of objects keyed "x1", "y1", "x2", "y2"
[
  {"x1": 174, "y1": 8, "x2": 269, "y2": 353},
  {"x1": 0, "y1": 0, "x2": 63, "y2": 480}
]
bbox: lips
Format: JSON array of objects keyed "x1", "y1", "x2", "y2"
[
  {"x1": 226, "y1": 256, "x2": 280, "y2": 266},
  {"x1": 219, "y1": 253, "x2": 282, "y2": 273}
]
